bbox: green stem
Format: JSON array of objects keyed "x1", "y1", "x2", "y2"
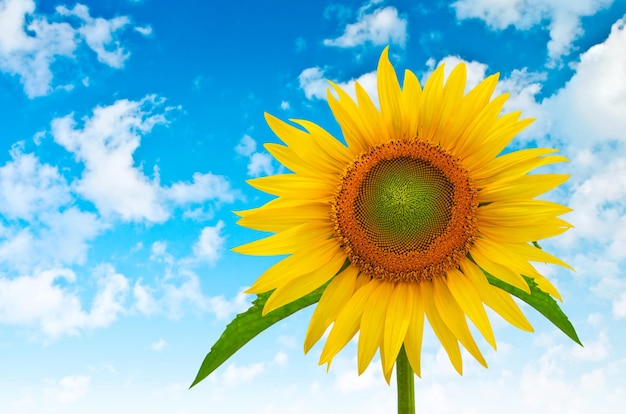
[{"x1": 396, "y1": 345, "x2": 415, "y2": 414}]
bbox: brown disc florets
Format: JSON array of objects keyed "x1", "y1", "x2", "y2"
[{"x1": 331, "y1": 140, "x2": 478, "y2": 283}]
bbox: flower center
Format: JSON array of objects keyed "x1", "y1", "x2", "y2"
[{"x1": 331, "y1": 140, "x2": 478, "y2": 283}]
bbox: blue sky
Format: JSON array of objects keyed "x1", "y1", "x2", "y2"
[{"x1": 1, "y1": 0, "x2": 626, "y2": 412}]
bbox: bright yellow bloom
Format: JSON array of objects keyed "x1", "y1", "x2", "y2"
[{"x1": 234, "y1": 48, "x2": 572, "y2": 382}]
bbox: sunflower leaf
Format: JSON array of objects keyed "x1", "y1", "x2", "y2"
[
  {"x1": 190, "y1": 283, "x2": 327, "y2": 388},
  {"x1": 485, "y1": 272, "x2": 582, "y2": 346}
]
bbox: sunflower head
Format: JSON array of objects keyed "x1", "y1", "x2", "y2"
[{"x1": 235, "y1": 47, "x2": 573, "y2": 382}]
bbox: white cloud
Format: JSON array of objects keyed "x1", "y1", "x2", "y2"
[
  {"x1": 57, "y1": 4, "x2": 130, "y2": 68},
  {"x1": 298, "y1": 67, "x2": 327, "y2": 100},
  {"x1": 51, "y1": 96, "x2": 170, "y2": 222},
  {"x1": 451, "y1": 0, "x2": 615, "y2": 64},
  {"x1": 235, "y1": 134, "x2": 257, "y2": 157},
  {"x1": 613, "y1": 292, "x2": 626, "y2": 318},
  {"x1": 154, "y1": 270, "x2": 249, "y2": 320},
  {"x1": 570, "y1": 332, "x2": 610, "y2": 361},
  {"x1": 151, "y1": 338, "x2": 167, "y2": 351},
  {"x1": 0, "y1": 143, "x2": 70, "y2": 221},
  {"x1": 0, "y1": 146, "x2": 101, "y2": 273},
  {"x1": 565, "y1": 158, "x2": 626, "y2": 246},
  {"x1": 0, "y1": 264, "x2": 129, "y2": 336},
  {"x1": 193, "y1": 221, "x2": 226, "y2": 265},
  {"x1": 43, "y1": 375, "x2": 90, "y2": 403},
  {"x1": 333, "y1": 356, "x2": 385, "y2": 393},
  {"x1": 324, "y1": 2, "x2": 407, "y2": 48},
  {"x1": 545, "y1": 16, "x2": 626, "y2": 145},
  {"x1": 165, "y1": 172, "x2": 237, "y2": 205},
  {"x1": 50, "y1": 96, "x2": 237, "y2": 223},
  {"x1": 0, "y1": 0, "x2": 136, "y2": 97},
  {"x1": 280, "y1": 100, "x2": 290, "y2": 110},
  {"x1": 88, "y1": 264, "x2": 129, "y2": 328},
  {"x1": 247, "y1": 152, "x2": 274, "y2": 177},
  {"x1": 220, "y1": 362, "x2": 265, "y2": 386},
  {"x1": 150, "y1": 241, "x2": 174, "y2": 265},
  {"x1": 207, "y1": 288, "x2": 250, "y2": 320},
  {"x1": 133, "y1": 278, "x2": 158, "y2": 315},
  {"x1": 298, "y1": 66, "x2": 377, "y2": 105},
  {"x1": 134, "y1": 25, "x2": 153, "y2": 36},
  {"x1": 274, "y1": 351, "x2": 288, "y2": 366},
  {"x1": 235, "y1": 135, "x2": 275, "y2": 177}
]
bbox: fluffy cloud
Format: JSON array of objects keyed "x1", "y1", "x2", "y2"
[
  {"x1": 0, "y1": 145, "x2": 101, "y2": 273},
  {"x1": 51, "y1": 96, "x2": 170, "y2": 222},
  {"x1": 51, "y1": 96, "x2": 238, "y2": 222},
  {"x1": 298, "y1": 66, "x2": 377, "y2": 104},
  {"x1": 192, "y1": 221, "x2": 226, "y2": 265},
  {"x1": 298, "y1": 67, "x2": 327, "y2": 100},
  {"x1": 43, "y1": 375, "x2": 90, "y2": 403},
  {"x1": 165, "y1": 172, "x2": 238, "y2": 205},
  {"x1": 324, "y1": 1, "x2": 407, "y2": 48},
  {"x1": 151, "y1": 338, "x2": 167, "y2": 351},
  {"x1": 0, "y1": 265, "x2": 129, "y2": 336},
  {"x1": 0, "y1": 0, "x2": 138, "y2": 97},
  {"x1": 235, "y1": 135, "x2": 275, "y2": 177},
  {"x1": 57, "y1": 4, "x2": 130, "y2": 68},
  {"x1": 545, "y1": 16, "x2": 626, "y2": 145},
  {"x1": 0, "y1": 143, "x2": 71, "y2": 221},
  {"x1": 132, "y1": 236, "x2": 250, "y2": 320},
  {"x1": 451, "y1": 0, "x2": 615, "y2": 64}
]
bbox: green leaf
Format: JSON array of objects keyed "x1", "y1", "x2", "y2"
[
  {"x1": 190, "y1": 283, "x2": 327, "y2": 388},
  {"x1": 485, "y1": 272, "x2": 582, "y2": 346}
]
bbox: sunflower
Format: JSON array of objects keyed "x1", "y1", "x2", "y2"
[{"x1": 234, "y1": 48, "x2": 572, "y2": 382}]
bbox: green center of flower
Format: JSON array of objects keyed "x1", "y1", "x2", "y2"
[
  {"x1": 355, "y1": 157, "x2": 454, "y2": 254},
  {"x1": 331, "y1": 140, "x2": 478, "y2": 283}
]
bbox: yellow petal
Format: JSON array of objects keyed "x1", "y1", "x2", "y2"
[
  {"x1": 460, "y1": 258, "x2": 533, "y2": 332},
  {"x1": 377, "y1": 47, "x2": 404, "y2": 141},
  {"x1": 432, "y1": 276, "x2": 487, "y2": 368},
  {"x1": 304, "y1": 265, "x2": 359, "y2": 353},
  {"x1": 246, "y1": 174, "x2": 335, "y2": 199},
  {"x1": 436, "y1": 63, "x2": 467, "y2": 150},
  {"x1": 503, "y1": 242, "x2": 574, "y2": 271},
  {"x1": 291, "y1": 119, "x2": 354, "y2": 166},
  {"x1": 446, "y1": 268, "x2": 496, "y2": 349},
  {"x1": 474, "y1": 150, "x2": 568, "y2": 184},
  {"x1": 355, "y1": 81, "x2": 387, "y2": 145},
  {"x1": 471, "y1": 240, "x2": 531, "y2": 293},
  {"x1": 456, "y1": 95, "x2": 511, "y2": 162},
  {"x1": 422, "y1": 280, "x2": 463, "y2": 374},
  {"x1": 532, "y1": 274, "x2": 563, "y2": 302},
  {"x1": 400, "y1": 69, "x2": 422, "y2": 139},
  {"x1": 263, "y1": 246, "x2": 346, "y2": 314},
  {"x1": 380, "y1": 345, "x2": 394, "y2": 384},
  {"x1": 358, "y1": 282, "x2": 392, "y2": 374},
  {"x1": 382, "y1": 282, "x2": 414, "y2": 375},
  {"x1": 327, "y1": 83, "x2": 373, "y2": 154},
  {"x1": 319, "y1": 279, "x2": 380, "y2": 366},
  {"x1": 479, "y1": 222, "x2": 572, "y2": 243},
  {"x1": 265, "y1": 113, "x2": 343, "y2": 174},
  {"x1": 418, "y1": 64, "x2": 445, "y2": 145},
  {"x1": 447, "y1": 74, "x2": 500, "y2": 155},
  {"x1": 236, "y1": 200, "x2": 329, "y2": 232},
  {"x1": 464, "y1": 114, "x2": 535, "y2": 171},
  {"x1": 233, "y1": 221, "x2": 332, "y2": 256},
  {"x1": 264, "y1": 143, "x2": 324, "y2": 177},
  {"x1": 403, "y1": 283, "x2": 424, "y2": 377},
  {"x1": 478, "y1": 200, "x2": 572, "y2": 226},
  {"x1": 247, "y1": 238, "x2": 340, "y2": 294},
  {"x1": 478, "y1": 174, "x2": 570, "y2": 203}
]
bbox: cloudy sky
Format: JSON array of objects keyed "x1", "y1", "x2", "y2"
[{"x1": 1, "y1": 0, "x2": 625, "y2": 412}]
